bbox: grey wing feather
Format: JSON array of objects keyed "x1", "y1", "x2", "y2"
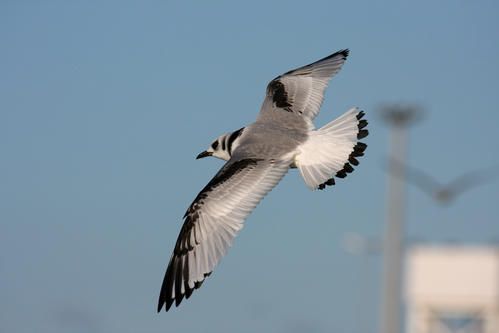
[
  {"x1": 259, "y1": 49, "x2": 349, "y2": 121},
  {"x1": 157, "y1": 158, "x2": 289, "y2": 311}
]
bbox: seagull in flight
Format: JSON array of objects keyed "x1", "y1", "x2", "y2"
[
  {"x1": 388, "y1": 159, "x2": 499, "y2": 204},
  {"x1": 157, "y1": 49, "x2": 368, "y2": 312}
]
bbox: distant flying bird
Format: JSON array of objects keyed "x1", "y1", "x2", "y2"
[
  {"x1": 388, "y1": 159, "x2": 499, "y2": 204},
  {"x1": 158, "y1": 49, "x2": 369, "y2": 312}
]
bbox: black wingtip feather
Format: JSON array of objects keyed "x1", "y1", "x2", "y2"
[
  {"x1": 174, "y1": 257, "x2": 184, "y2": 306},
  {"x1": 285, "y1": 49, "x2": 351, "y2": 76},
  {"x1": 183, "y1": 256, "x2": 193, "y2": 300},
  {"x1": 335, "y1": 170, "x2": 347, "y2": 178},
  {"x1": 355, "y1": 142, "x2": 367, "y2": 152},
  {"x1": 157, "y1": 254, "x2": 176, "y2": 312},
  {"x1": 162, "y1": 298, "x2": 174, "y2": 312},
  {"x1": 337, "y1": 49, "x2": 349, "y2": 59},
  {"x1": 157, "y1": 256, "x2": 214, "y2": 312},
  {"x1": 349, "y1": 156, "x2": 359, "y2": 166},
  {"x1": 357, "y1": 129, "x2": 369, "y2": 139},
  {"x1": 343, "y1": 163, "x2": 354, "y2": 173},
  {"x1": 321, "y1": 49, "x2": 350, "y2": 63},
  {"x1": 318, "y1": 49, "x2": 350, "y2": 62}
]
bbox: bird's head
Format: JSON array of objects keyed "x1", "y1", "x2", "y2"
[{"x1": 196, "y1": 127, "x2": 245, "y2": 161}]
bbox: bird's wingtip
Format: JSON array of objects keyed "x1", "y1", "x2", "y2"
[{"x1": 340, "y1": 48, "x2": 350, "y2": 58}]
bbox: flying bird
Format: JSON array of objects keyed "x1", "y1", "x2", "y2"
[
  {"x1": 388, "y1": 159, "x2": 499, "y2": 204},
  {"x1": 158, "y1": 49, "x2": 368, "y2": 312}
]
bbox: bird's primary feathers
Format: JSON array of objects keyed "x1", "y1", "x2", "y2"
[{"x1": 157, "y1": 49, "x2": 368, "y2": 312}]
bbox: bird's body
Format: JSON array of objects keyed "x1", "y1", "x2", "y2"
[
  {"x1": 234, "y1": 123, "x2": 305, "y2": 160},
  {"x1": 158, "y1": 49, "x2": 368, "y2": 312}
]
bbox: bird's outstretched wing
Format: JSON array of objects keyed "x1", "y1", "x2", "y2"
[
  {"x1": 259, "y1": 49, "x2": 349, "y2": 121},
  {"x1": 157, "y1": 158, "x2": 289, "y2": 312},
  {"x1": 387, "y1": 160, "x2": 499, "y2": 203},
  {"x1": 386, "y1": 158, "x2": 441, "y2": 196},
  {"x1": 445, "y1": 164, "x2": 499, "y2": 197}
]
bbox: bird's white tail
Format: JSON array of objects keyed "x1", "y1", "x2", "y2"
[{"x1": 295, "y1": 107, "x2": 368, "y2": 190}]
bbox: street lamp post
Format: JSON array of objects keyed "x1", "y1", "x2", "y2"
[{"x1": 379, "y1": 105, "x2": 421, "y2": 333}]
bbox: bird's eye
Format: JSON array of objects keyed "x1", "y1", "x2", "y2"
[{"x1": 211, "y1": 141, "x2": 219, "y2": 149}]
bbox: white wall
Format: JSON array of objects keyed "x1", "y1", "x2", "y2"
[{"x1": 405, "y1": 245, "x2": 499, "y2": 333}]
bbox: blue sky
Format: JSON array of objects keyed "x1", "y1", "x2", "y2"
[{"x1": 1, "y1": 1, "x2": 499, "y2": 332}]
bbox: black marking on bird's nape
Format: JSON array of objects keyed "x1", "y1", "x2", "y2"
[
  {"x1": 317, "y1": 109, "x2": 369, "y2": 190},
  {"x1": 268, "y1": 79, "x2": 293, "y2": 111},
  {"x1": 227, "y1": 127, "x2": 244, "y2": 155},
  {"x1": 221, "y1": 137, "x2": 226, "y2": 151}
]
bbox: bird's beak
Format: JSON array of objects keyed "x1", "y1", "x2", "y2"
[{"x1": 196, "y1": 151, "x2": 212, "y2": 159}]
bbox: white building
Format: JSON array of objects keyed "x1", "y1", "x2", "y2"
[{"x1": 405, "y1": 245, "x2": 499, "y2": 333}]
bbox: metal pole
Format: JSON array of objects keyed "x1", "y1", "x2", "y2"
[{"x1": 379, "y1": 106, "x2": 420, "y2": 333}]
